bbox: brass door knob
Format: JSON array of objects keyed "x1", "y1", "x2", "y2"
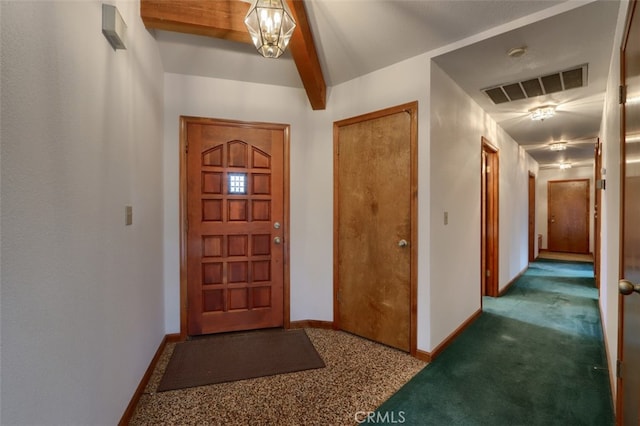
[{"x1": 619, "y1": 279, "x2": 640, "y2": 296}]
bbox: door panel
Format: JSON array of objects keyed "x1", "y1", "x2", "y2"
[
  {"x1": 334, "y1": 103, "x2": 417, "y2": 352},
  {"x1": 185, "y1": 119, "x2": 286, "y2": 335},
  {"x1": 620, "y1": 1, "x2": 640, "y2": 423},
  {"x1": 547, "y1": 179, "x2": 589, "y2": 253}
]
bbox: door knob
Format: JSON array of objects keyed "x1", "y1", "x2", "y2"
[
  {"x1": 273, "y1": 236, "x2": 281, "y2": 245},
  {"x1": 398, "y1": 239, "x2": 408, "y2": 248},
  {"x1": 619, "y1": 279, "x2": 640, "y2": 295}
]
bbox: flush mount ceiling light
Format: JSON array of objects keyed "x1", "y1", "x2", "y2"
[
  {"x1": 549, "y1": 142, "x2": 568, "y2": 151},
  {"x1": 507, "y1": 46, "x2": 527, "y2": 58},
  {"x1": 559, "y1": 162, "x2": 572, "y2": 170},
  {"x1": 244, "y1": 0, "x2": 296, "y2": 59},
  {"x1": 530, "y1": 106, "x2": 556, "y2": 121}
]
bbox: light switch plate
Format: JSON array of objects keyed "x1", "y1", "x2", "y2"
[{"x1": 125, "y1": 205, "x2": 133, "y2": 226}]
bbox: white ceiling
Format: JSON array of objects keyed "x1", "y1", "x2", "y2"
[{"x1": 152, "y1": 0, "x2": 623, "y2": 168}]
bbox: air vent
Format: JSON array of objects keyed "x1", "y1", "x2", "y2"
[{"x1": 482, "y1": 64, "x2": 588, "y2": 104}]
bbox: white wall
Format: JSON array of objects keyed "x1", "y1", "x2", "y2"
[
  {"x1": 536, "y1": 165, "x2": 595, "y2": 253},
  {"x1": 598, "y1": 0, "x2": 629, "y2": 402},
  {"x1": 0, "y1": 2, "x2": 165, "y2": 424},
  {"x1": 429, "y1": 63, "x2": 538, "y2": 347}
]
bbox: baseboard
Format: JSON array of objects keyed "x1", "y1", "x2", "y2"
[
  {"x1": 427, "y1": 308, "x2": 483, "y2": 361},
  {"x1": 414, "y1": 349, "x2": 432, "y2": 363},
  {"x1": 598, "y1": 300, "x2": 617, "y2": 414},
  {"x1": 292, "y1": 316, "x2": 481, "y2": 363},
  {"x1": 289, "y1": 320, "x2": 334, "y2": 329},
  {"x1": 499, "y1": 265, "x2": 528, "y2": 296},
  {"x1": 118, "y1": 333, "x2": 181, "y2": 426}
]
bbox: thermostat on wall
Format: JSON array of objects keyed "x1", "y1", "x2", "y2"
[{"x1": 102, "y1": 4, "x2": 127, "y2": 50}]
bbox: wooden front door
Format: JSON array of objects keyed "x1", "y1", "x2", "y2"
[
  {"x1": 182, "y1": 117, "x2": 288, "y2": 336},
  {"x1": 547, "y1": 179, "x2": 589, "y2": 253},
  {"x1": 334, "y1": 102, "x2": 417, "y2": 353},
  {"x1": 619, "y1": 1, "x2": 640, "y2": 423}
]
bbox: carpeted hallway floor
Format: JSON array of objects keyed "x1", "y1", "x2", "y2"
[
  {"x1": 375, "y1": 259, "x2": 614, "y2": 425},
  {"x1": 131, "y1": 258, "x2": 614, "y2": 425}
]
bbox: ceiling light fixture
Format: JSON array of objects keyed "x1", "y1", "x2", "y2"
[
  {"x1": 530, "y1": 106, "x2": 556, "y2": 121},
  {"x1": 559, "y1": 162, "x2": 572, "y2": 170},
  {"x1": 507, "y1": 46, "x2": 527, "y2": 58},
  {"x1": 244, "y1": 0, "x2": 296, "y2": 59},
  {"x1": 549, "y1": 142, "x2": 567, "y2": 151}
]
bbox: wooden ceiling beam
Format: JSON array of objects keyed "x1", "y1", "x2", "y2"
[
  {"x1": 140, "y1": 0, "x2": 327, "y2": 110},
  {"x1": 287, "y1": 0, "x2": 326, "y2": 110},
  {"x1": 140, "y1": 1, "x2": 251, "y2": 43}
]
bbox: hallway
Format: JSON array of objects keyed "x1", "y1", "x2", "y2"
[{"x1": 375, "y1": 259, "x2": 613, "y2": 425}]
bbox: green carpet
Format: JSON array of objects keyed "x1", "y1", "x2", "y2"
[{"x1": 371, "y1": 259, "x2": 614, "y2": 426}]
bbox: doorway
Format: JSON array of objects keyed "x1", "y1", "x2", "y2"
[
  {"x1": 333, "y1": 102, "x2": 418, "y2": 354},
  {"x1": 481, "y1": 138, "x2": 499, "y2": 297},
  {"x1": 180, "y1": 117, "x2": 290, "y2": 337},
  {"x1": 547, "y1": 179, "x2": 590, "y2": 254}
]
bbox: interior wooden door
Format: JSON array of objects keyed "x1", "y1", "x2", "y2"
[
  {"x1": 619, "y1": 1, "x2": 640, "y2": 423},
  {"x1": 183, "y1": 118, "x2": 287, "y2": 336},
  {"x1": 547, "y1": 179, "x2": 589, "y2": 253},
  {"x1": 334, "y1": 102, "x2": 417, "y2": 353},
  {"x1": 481, "y1": 139, "x2": 499, "y2": 297}
]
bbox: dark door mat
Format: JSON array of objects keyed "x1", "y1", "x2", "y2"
[{"x1": 157, "y1": 328, "x2": 325, "y2": 392}]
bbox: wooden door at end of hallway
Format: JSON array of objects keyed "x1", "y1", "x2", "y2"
[
  {"x1": 619, "y1": 0, "x2": 640, "y2": 424},
  {"x1": 183, "y1": 118, "x2": 287, "y2": 336},
  {"x1": 547, "y1": 179, "x2": 589, "y2": 254},
  {"x1": 334, "y1": 102, "x2": 417, "y2": 353}
]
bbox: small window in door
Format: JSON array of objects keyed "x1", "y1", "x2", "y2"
[{"x1": 228, "y1": 173, "x2": 247, "y2": 194}]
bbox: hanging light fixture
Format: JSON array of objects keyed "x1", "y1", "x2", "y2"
[
  {"x1": 244, "y1": 0, "x2": 296, "y2": 59},
  {"x1": 530, "y1": 106, "x2": 556, "y2": 121}
]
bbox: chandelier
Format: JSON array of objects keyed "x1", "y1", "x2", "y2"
[{"x1": 244, "y1": 0, "x2": 296, "y2": 59}]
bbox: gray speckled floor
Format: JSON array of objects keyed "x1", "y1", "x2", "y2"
[{"x1": 130, "y1": 328, "x2": 426, "y2": 425}]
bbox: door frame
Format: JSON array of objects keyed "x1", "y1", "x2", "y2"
[
  {"x1": 617, "y1": 0, "x2": 638, "y2": 421},
  {"x1": 178, "y1": 116, "x2": 291, "y2": 339},
  {"x1": 594, "y1": 139, "x2": 602, "y2": 289},
  {"x1": 481, "y1": 137, "x2": 499, "y2": 297},
  {"x1": 332, "y1": 101, "x2": 418, "y2": 356},
  {"x1": 529, "y1": 172, "x2": 536, "y2": 263}
]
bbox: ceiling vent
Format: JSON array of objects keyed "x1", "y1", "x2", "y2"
[{"x1": 483, "y1": 64, "x2": 588, "y2": 104}]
